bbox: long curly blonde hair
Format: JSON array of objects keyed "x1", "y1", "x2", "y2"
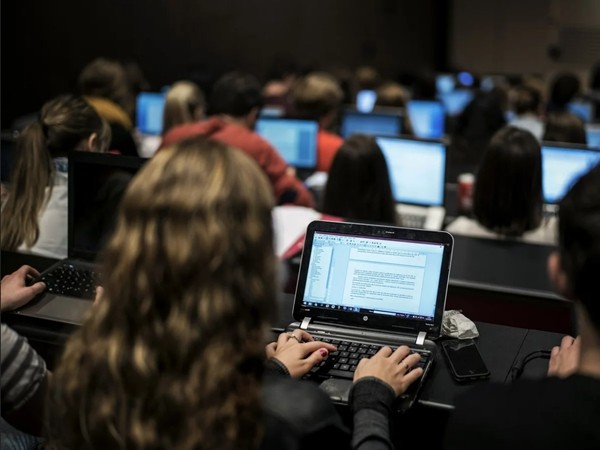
[{"x1": 47, "y1": 137, "x2": 277, "y2": 450}]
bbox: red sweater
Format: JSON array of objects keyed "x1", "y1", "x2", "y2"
[
  {"x1": 317, "y1": 130, "x2": 343, "y2": 172},
  {"x1": 160, "y1": 117, "x2": 314, "y2": 207}
]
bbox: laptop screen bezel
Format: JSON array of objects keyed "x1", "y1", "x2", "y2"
[
  {"x1": 68, "y1": 152, "x2": 148, "y2": 261},
  {"x1": 292, "y1": 220, "x2": 454, "y2": 337}
]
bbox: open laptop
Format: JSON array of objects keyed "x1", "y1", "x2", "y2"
[
  {"x1": 586, "y1": 124, "x2": 600, "y2": 148},
  {"x1": 567, "y1": 99, "x2": 595, "y2": 123},
  {"x1": 407, "y1": 100, "x2": 445, "y2": 139},
  {"x1": 287, "y1": 220, "x2": 453, "y2": 412},
  {"x1": 438, "y1": 88, "x2": 474, "y2": 116},
  {"x1": 542, "y1": 142, "x2": 600, "y2": 212},
  {"x1": 375, "y1": 136, "x2": 447, "y2": 230},
  {"x1": 13, "y1": 152, "x2": 147, "y2": 325},
  {"x1": 356, "y1": 89, "x2": 377, "y2": 113},
  {"x1": 136, "y1": 92, "x2": 166, "y2": 157},
  {"x1": 256, "y1": 117, "x2": 319, "y2": 178},
  {"x1": 340, "y1": 109, "x2": 403, "y2": 138}
]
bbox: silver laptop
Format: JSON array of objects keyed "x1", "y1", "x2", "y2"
[
  {"x1": 376, "y1": 136, "x2": 447, "y2": 230},
  {"x1": 13, "y1": 152, "x2": 147, "y2": 325},
  {"x1": 287, "y1": 220, "x2": 453, "y2": 412}
]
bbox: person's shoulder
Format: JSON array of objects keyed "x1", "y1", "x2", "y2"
[
  {"x1": 160, "y1": 119, "x2": 216, "y2": 148},
  {"x1": 318, "y1": 130, "x2": 343, "y2": 147}
]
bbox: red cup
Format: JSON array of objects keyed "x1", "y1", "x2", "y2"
[{"x1": 457, "y1": 173, "x2": 475, "y2": 213}]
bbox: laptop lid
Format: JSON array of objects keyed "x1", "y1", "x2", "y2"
[
  {"x1": 136, "y1": 92, "x2": 166, "y2": 135},
  {"x1": 340, "y1": 109, "x2": 402, "y2": 138},
  {"x1": 586, "y1": 124, "x2": 600, "y2": 148},
  {"x1": 68, "y1": 152, "x2": 148, "y2": 261},
  {"x1": 375, "y1": 136, "x2": 447, "y2": 207},
  {"x1": 407, "y1": 100, "x2": 445, "y2": 139},
  {"x1": 293, "y1": 220, "x2": 453, "y2": 337},
  {"x1": 541, "y1": 142, "x2": 600, "y2": 204},
  {"x1": 256, "y1": 117, "x2": 319, "y2": 169}
]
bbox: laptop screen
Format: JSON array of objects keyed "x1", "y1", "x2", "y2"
[
  {"x1": 407, "y1": 100, "x2": 445, "y2": 139},
  {"x1": 567, "y1": 100, "x2": 594, "y2": 123},
  {"x1": 356, "y1": 90, "x2": 377, "y2": 113},
  {"x1": 438, "y1": 89, "x2": 474, "y2": 116},
  {"x1": 542, "y1": 144, "x2": 600, "y2": 203},
  {"x1": 376, "y1": 136, "x2": 446, "y2": 206},
  {"x1": 69, "y1": 152, "x2": 148, "y2": 260},
  {"x1": 293, "y1": 221, "x2": 453, "y2": 335},
  {"x1": 586, "y1": 125, "x2": 600, "y2": 148},
  {"x1": 256, "y1": 118, "x2": 319, "y2": 168},
  {"x1": 136, "y1": 92, "x2": 166, "y2": 135},
  {"x1": 436, "y1": 74, "x2": 455, "y2": 95},
  {"x1": 341, "y1": 111, "x2": 402, "y2": 138}
]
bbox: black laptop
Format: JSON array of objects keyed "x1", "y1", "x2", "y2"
[
  {"x1": 13, "y1": 152, "x2": 147, "y2": 325},
  {"x1": 287, "y1": 220, "x2": 454, "y2": 412}
]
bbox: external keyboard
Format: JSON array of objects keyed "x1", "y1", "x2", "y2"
[
  {"x1": 41, "y1": 263, "x2": 99, "y2": 300},
  {"x1": 400, "y1": 213, "x2": 427, "y2": 229}
]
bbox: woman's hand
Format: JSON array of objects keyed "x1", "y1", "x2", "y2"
[
  {"x1": 267, "y1": 330, "x2": 337, "y2": 378},
  {"x1": 353, "y1": 345, "x2": 423, "y2": 397},
  {"x1": 548, "y1": 335, "x2": 580, "y2": 378},
  {"x1": 0, "y1": 265, "x2": 46, "y2": 312}
]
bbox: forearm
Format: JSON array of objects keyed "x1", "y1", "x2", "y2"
[{"x1": 350, "y1": 378, "x2": 395, "y2": 450}]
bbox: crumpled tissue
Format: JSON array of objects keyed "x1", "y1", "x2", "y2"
[{"x1": 441, "y1": 310, "x2": 479, "y2": 339}]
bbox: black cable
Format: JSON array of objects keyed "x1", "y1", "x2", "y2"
[{"x1": 510, "y1": 349, "x2": 552, "y2": 381}]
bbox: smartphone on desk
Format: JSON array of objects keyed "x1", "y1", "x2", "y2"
[{"x1": 441, "y1": 338, "x2": 490, "y2": 382}]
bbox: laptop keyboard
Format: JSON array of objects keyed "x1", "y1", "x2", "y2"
[
  {"x1": 400, "y1": 213, "x2": 427, "y2": 229},
  {"x1": 41, "y1": 263, "x2": 99, "y2": 300}
]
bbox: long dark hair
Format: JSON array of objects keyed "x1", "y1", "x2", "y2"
[
  {"x1": 473, "y1": 126, "x2": 543, "y2": 237},
  {"x1": 322, "y1": 134, "x2": 398, "y2": 225}
]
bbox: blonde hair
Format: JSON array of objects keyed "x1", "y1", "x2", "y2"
[
  {"x1": 292, "y1": 72, "x2": 343, "y2": 119},
  {"x1": 47, "y1": 137, "x2": 276, "y2": 450},
  {"x1": 162, "y1": 81, "x2": 206, "y2": 133},
  {"x1": 1, "y1": 95, "x2": 110, "y2": 251}
]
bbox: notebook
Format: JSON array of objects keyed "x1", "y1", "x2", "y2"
[
  {"x1": 541, "y1": 143, "x2": 600, "y2": 208},
  {"x1": 287, "y1": 220, "x2": 454, "y2": 412},
  {"x1": 340, "y1": 109, "x2": 403, "y2": 138},
  {"x1": 375, "y1": 136, "x2": 447, "y2": 230},
  {"x1": 13, "y1": 152, "x2": 147, "y2": 325},
  {"x1": 256, "y1": 117, "x2": 319, "y2": 172},
  {"x1": 407, "y1": 100, "x2": 445, "y2": 139}
]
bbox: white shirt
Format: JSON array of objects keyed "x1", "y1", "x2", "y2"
[{"x1": 509, "y1": 114, "x2": 545, "y2": 142}]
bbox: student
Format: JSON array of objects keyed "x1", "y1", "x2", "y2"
[
  {"x1": 444, "y1": 163, "x2": 600, "y2": 450},
  {"x1": 546, "y1": 71, "x2": 581, "y2": 114},
  {"x1": 160, "y1": 71, "x2": 314, "y2": 208},
  {"x1": 291, "y1": 72, "x2": 345, "y2": 172},
  {"x1": 78, "y1": 57, "x2": 138, "y2": 156},
  {"x1": 446, "y1": 126, "x2": 556, "y2": 245},
  {"x1": 321, "y1": 134, "x2": 399, "y2": 225},
  {"x1": 1, "y1": 95, "x2": 110, "y2": 259},
  {"x1": 162, "y1": 80, "x2": 206, "y2": 135},
  {"x1": 509, "y1": 83, "x2": 545, "y2": 141},
  {"x1": 543, "y1": 111, "x2": 588, "y2": 145},
  {"x1": 46, "y1": 137, "x2": 423, "y2": 450}
]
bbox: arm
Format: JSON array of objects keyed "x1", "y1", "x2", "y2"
[
  {"x1": 0, "y1": 265, "x2": 46, "y2": 312},
  {"x1": 547, "y1": 335, "x2": 581, "y2": 378}
]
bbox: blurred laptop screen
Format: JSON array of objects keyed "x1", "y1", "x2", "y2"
[
  {"x1": 256, "y1": 118, "x2": 318, "y2": 168},
  {"x1": 586, "y1": 125, "x2": 600, "y2": 148},
  {"x1": 136, "y1": 92, "x2": 166, "y2": 135},
  {"x1": 356, "y1": 90, "x2": 377, "y2": 113},
  {"x1": 341, "y1": 111, "x2": 402, "y2": 138},
  {"x1": 376, "y1": 136, "x2": 446, "y2": 206},
  {"x1": 439, "y1": 89, "x2": 473, "y2": 116},
  {"x1": 407, "y1": 100, "x2": 445, "y2": 139},
  {"x1": 567, "y1": 100, "x2": 594, "y2": 123}
]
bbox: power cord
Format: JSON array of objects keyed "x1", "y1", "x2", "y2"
[{"x1": 510, "y1": 350, "x2": 552, "y2": 381}]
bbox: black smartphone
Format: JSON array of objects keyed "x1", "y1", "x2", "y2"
[{"x1": 441, "y1": 338, "x2": 490, "y2": 382}]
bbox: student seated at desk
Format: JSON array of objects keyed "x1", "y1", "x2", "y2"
[
  {"x1": 444, "y1": 163, "x2": 600, "y2": 450},
  {"x1": 1, "y1": 95, "x2": 111, "y2": 259},
  {"x1": 543, "y1": 111, "x2": 588, "y2": 146},
  {"x1": 446, "y1": 126, "x2": 557, "y2": 245},
  {"x1": 46, "y1": 137, "x2": 423, "y2": 450},
  {"x1": 162, "y1": 80, "x2": 206, "y2": 135}
]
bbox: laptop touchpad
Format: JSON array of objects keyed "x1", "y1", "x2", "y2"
[
  {"x1": 35, "y1": 295, "x2": 92, "y2": 325},
  {"x1": 319, "y1": 379, "x2": 353, "y2": 403}
]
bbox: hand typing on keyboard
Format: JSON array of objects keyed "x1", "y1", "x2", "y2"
[
  {"x1": 267, "y1": 330, "x2": 337, "y2": 378},
  {"x1": 354, "y1": 346, "x2": 423, "y2": 396}
]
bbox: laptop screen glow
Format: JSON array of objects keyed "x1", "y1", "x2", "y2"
[
  {"x1": 341, "y1": 111, "x2": 402, "y2": 138},
  {"x1": 256, "y1": 118, "x2": 319, "y2": 168},
  {"x1": 586, "y1": 125, "x2": 600, "y2": 148},
  {"x1": 136, "y1": 92, "x2": 166, "y2": 135},
  {"x1": 436, "y1": 74, "x2": 455, "y2": 95},
  {"x1": 301, "y1": 231, "x2": 444, "y2": 321},
  {"x1": 356, "y1": 90, "x2": 377, "y2": 113},
  {"x1": 542, "y1": 144, "x2": 600, "y2": 203},
  {"x1": 567, "y1": 100, "x2": 594, "y2": 123},
  {"x1": 438, "y1": 89, "x2": 473, "y2": 116},
  {"x1": 407, "y1": 100, "x2": 445, "y2": 139},
  {"x1": 376, "y1": 137, "x2": 446, "y2": 206}
]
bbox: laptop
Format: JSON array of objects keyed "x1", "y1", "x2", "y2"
[
  {"x1": 586, "y1": 124, "x2": 600, "y2": 148},
  {"x1": 340, "y1": 109, "x2": 403, "y2": 138},
  {"x1": 376, "y1": 136, "x2": 447, "y2": 230},
  {"x1": 356, "y1": 89, "x2": 377, "y2": 113},
  {"x1": 13, "y1": 152, "x2": 147, "y2": 325},
  {"x1": 542, "y1": 142, "x2": 600, "y2": 211},
  {"x1": 136, "y1": 92, "x2": 166, "y2": 157},
  {"x1": 287, "y1": 220, "x2": 453, "y2": 412},
  {"x1": 435, "y1": 73, "x2": 456, "y2": 95},
  {"x1": 256, "y1": 117, "x2": 319, "y2": 178},
  {"x1": 407, "y1": 100, "x2": 445, "y2": 139},
  {"x1": 567, "y1": 99, "x2": 594, "y2": 123},
  {"x1": 438, "y1": 88, "x2": 474, "y2": 116}
]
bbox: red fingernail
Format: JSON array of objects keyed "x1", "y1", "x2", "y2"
[{"x1": 320, "y1": 349, "x2": 328, "y2": 357}]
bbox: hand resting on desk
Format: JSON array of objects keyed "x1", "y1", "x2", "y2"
[
  {"x1": 548, "y1": 335, "x2": 581, "y2": 378},
  {"x1": 0, "y1": 265, "x2": 46, "y2": 312}
]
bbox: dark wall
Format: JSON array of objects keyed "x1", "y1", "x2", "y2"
[{"x1": 2, "y1": 0, "x2": 440, "y2": 128}]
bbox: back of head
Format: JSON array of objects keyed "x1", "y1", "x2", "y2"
[
  {"x1": 558, "y1": 163, "x2": 600, "y2": 330},
  {"x1": 48, "y1": 137, "x2": 276, "y2": 450},
  {"x1": 549, "y1": 72, "x2": 581, "y2": 110},
  {"x1": 291, "y1": 72, "x2": 343, "y2": 120},
  {"x1": 512, "y1": 83, "x2": 542, "y2": 115},
  {"x1": 208, "y1": 71, "x2": 264, "y2": 117},
  {"x1": 543, "y1": 112, "x2": 587, "y2": 145},
  {"x1": 1, "y1": 94, "x2": 110, "y2": 251},
  {"x1": 322, "y1": 134, "x2": 397, "y2": 224},
  {"x1": 355, "y1": 65, "x2": 381, "y2": 91},
  {"x1": 473, "y1": 126, "x2": 543, "y2": 236},
  {"x1": 162, "y1": 81, "x2": 206, "y2": 133},
  {"x1": 375, "y1": 82, "x2": 409, "y2": 108},
  {"x1": 78, "y1": 57, "x2": 134, "y2": 115}
]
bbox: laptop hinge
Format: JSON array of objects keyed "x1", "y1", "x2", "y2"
[
  {"x1": 416, "y1": 331, "x2": 427, "y2": 346},
  {"x1": 300, "y1": 317, "x2": 311, "y2": 330}
]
